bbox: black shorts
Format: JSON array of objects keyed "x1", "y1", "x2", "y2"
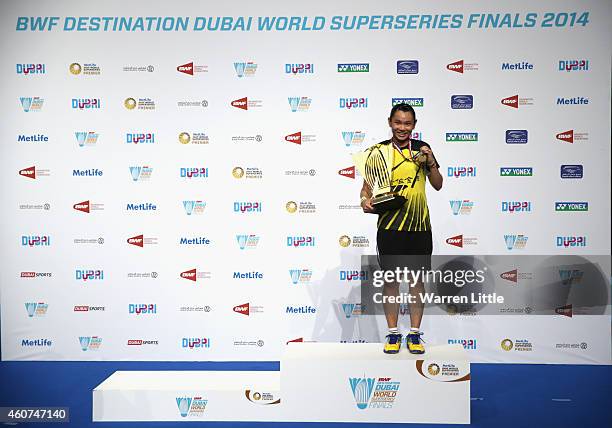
[{"x1": 376, "y1": 229, "x2": 432, "y2": 272}]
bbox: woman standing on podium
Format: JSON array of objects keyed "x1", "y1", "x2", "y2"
[{"x1": 359, "y1": 103, "x2": 443, "y2": 354}]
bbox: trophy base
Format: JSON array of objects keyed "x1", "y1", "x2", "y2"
[{"x1": 371, "y1": 193, "x2": 407, "y2": 214}]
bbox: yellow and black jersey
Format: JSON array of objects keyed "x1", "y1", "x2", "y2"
[{"x1": 375, "y1": 139, "x2": 438, "y2": 232}]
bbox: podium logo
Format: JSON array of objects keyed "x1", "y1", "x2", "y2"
[
  {"x1": 561, "y1": 165, "x2": 583, "y2": 179},
  {"x1": 449, "y1": 200, "x2": 474, "y2": 215},
  {"x1": 236, "y1": 234, "x2": 260, "y2": 250},
  {"x1": 16, "y1": 63, "x2": 45, "y2": 75},
  {"x1": 504, "y1": 234, "x2": 528, "y2": 250},
  {"x1": 182, "y1": 338, "x2": 211, "y2": 349},
  {"x1": 505, "y1": 130, "x2": 528, "y2": 144},
  {"x1": 245, "y1": 390, "x2": 280, "y2": 405},
  {"x1": 501, "y1": 94, "x2": 533, "y2": 108},
  {"x1": 79, "y1": 336, "x2": 102, "y2": 351},
  {"x1": 234, "y1": 61, "x2": 257, "y2": 77},
  {"x1": 286, "y1": 63, "x2": 314, "y2": 74},
  {"x1": 75, "y1": 131, "x2": 99, "y2": 147},
  {"x1": 25, "y1": 302, "x2": 48, "y2": 317},
  {"x1": 176, "y1": 396, "x2": 207, "y2": 418},
  {"x1": 396, "y1": 60, "x2": 418, "y2": 74},
  {"x1": 556, "y1": 304, "x2": 573, "y2": 318},
  {"x1": 177, "y1": 61, "x2": 208, "y2": 75},
  {"x1": 289, "y1": 269, "x2": 313, "y2": 284},
  {"x1": 338, "y1": 63, "x2": 369, "y2": 72},
  {"x1": 349, "y1": 377, "x2": 400, "y2": 409},
  {"x1": 72, "y1": 98, "x2": 100, "y2": 109},
  {"x1": 556, "y1": 236, "x2": 587, "y2": 248},
  {"x1": 20, "y1": 96, "x2": 44, "y2": 112},
  {"x1": 127, "y1": 234, "x2": 158, "y2": 247},
  {"x1": 451, "y1": 95, "x2": 473, "y2": 109},
  {"x1": 339, "y1": 166, "x2": 356, "y2": 179},
  {"x1": 288, "y1": 96, "x2": 312, "y2": 112},
  {"x1": 340, "y1": 97, "x2": 368, "y2": 109}
]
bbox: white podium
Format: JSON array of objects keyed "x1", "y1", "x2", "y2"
[
  {"x1": 282, "y1": 343, "x2": 470, "y2": 424},
  {"x1": 93, "y1": 343, "x2": 470, "y2": 424}
]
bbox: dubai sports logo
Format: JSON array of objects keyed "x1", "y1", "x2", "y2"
[{"x1": 349, "y1": 377, "x2": 375, "y2": 409}]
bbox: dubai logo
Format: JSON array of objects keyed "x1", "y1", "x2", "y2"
[
  {"x1": 501, "y1": 339, "x2": 513, "y2": 351},
  {"x1": 286, "y1": 201, "x2": 298, "y2": 213},
  {"x1": 244, "y1": 390, "x2": 280, "y2": 405},
  {"x1": 349, "y1": 377, "x2": 375, "y2": 410},
  {"x1": 342, "y1": 303, "x2": 364, "y2": 318},
  {"x1": 182, "y1": 200, "x2": 206, "y2": 215},
  {"x1": 79, "y1": 336, "x2": 102, "y2": 351},
  {"x1": 427, "y1": 363, "x2": 440, "y2": 376},
  {"x1": 129, "y1": 166, "x2": 153, "y2": 181},
  {"x1": 124, "y1": 97, "x2": 137, "y2": 109},
  {"x1": 449, "y1": 200, "x2": 474, "y2": 215},
  {"x1": 339, "y1": 235, "x2": 351, "y2": 247},
  {"x1": 232, "y1": 167, "x2": 244, "y2": 178},
  {"x1": 289, "y1": 269, "x2": 312, "y2": 284},
  {"x1": 236, "y1": 234, "x2": 260, "y2": 250}
]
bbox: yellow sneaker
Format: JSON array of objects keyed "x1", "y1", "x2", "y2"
[
  {"x1": 383, "y1": 333, "x2": 402, "y2": 354},
  {"x1": 406, "y1": 331, "x2": 425, "y2": 354}
]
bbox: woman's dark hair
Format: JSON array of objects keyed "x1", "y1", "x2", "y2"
[{"x1": 389, "y1": 103, "x2": 417, "y2": 121}]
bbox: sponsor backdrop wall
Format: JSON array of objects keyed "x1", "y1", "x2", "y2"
[{"x1": 1, "y1": 0, "x2": 610, "y2": 364}]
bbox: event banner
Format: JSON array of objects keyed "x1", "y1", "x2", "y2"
[{"x1": 0, "y1": 0, "x2": 610, "y2": 363}]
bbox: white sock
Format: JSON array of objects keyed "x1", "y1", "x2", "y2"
[
  {"x1": 388, "y1": 327, "x2": 399, "y2": 334},
  {"x1": 410, "y1": 327, "x2": 420, "y2": 333}
]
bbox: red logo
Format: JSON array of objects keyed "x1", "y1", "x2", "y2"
[
  {"x1": 127, "y1": 235, "x2": 144, "y2": 247},
  {"x1": 501, "y1": 95, "x2": 519, "y2": 108},
  {"x1": 338, "y1": 166, "x2": 355, "y2": 179},
  {"x1": 445, "y1": 235, "x2": 463, "y2": 248},
  {"x1": 74, "y1": 306, "x2": 89, "y2": 312},
  {"x1": 447, "y1": 60, "x2": 464, "y2": 73},
  {"x1": 233, "y1": 303, "x2": 250, "y2": 315},
  {"x1": 555, "y1": 304, "x2": 572, "y2": 318},
  {"x1": 285, "y1": 132, "x2": 302, "y2": 144},
  {"x1": 180, "y1": 268, "x2": 197, "y2": 282},
  {"x1": 177, "y1": 62, "x2": 194, "y2": 75},
  {"x1": 128, "y1": 339, "x2": 143, "y2": 345},
  {"x1": 500, "y1": 269, "x2": 518, "y2": 283},
  {"x1": 73, "y1": 200, "x2": 90, "y2": 213},
  {"x1": 556, "y1": 130, "x2": 574, "y2": 143},
  {"x1": 19, "y1": 166, "x2": 36, "y2": 179},
  {"x1": 231, "y1": 97, "x2": 248, "y2": 110},
  {"x1": 21, "y1": 272, "x2": 36, "y2": 278},
  {"x1": 286, "y1": 337, "x2": 304, "y2": 345}
]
